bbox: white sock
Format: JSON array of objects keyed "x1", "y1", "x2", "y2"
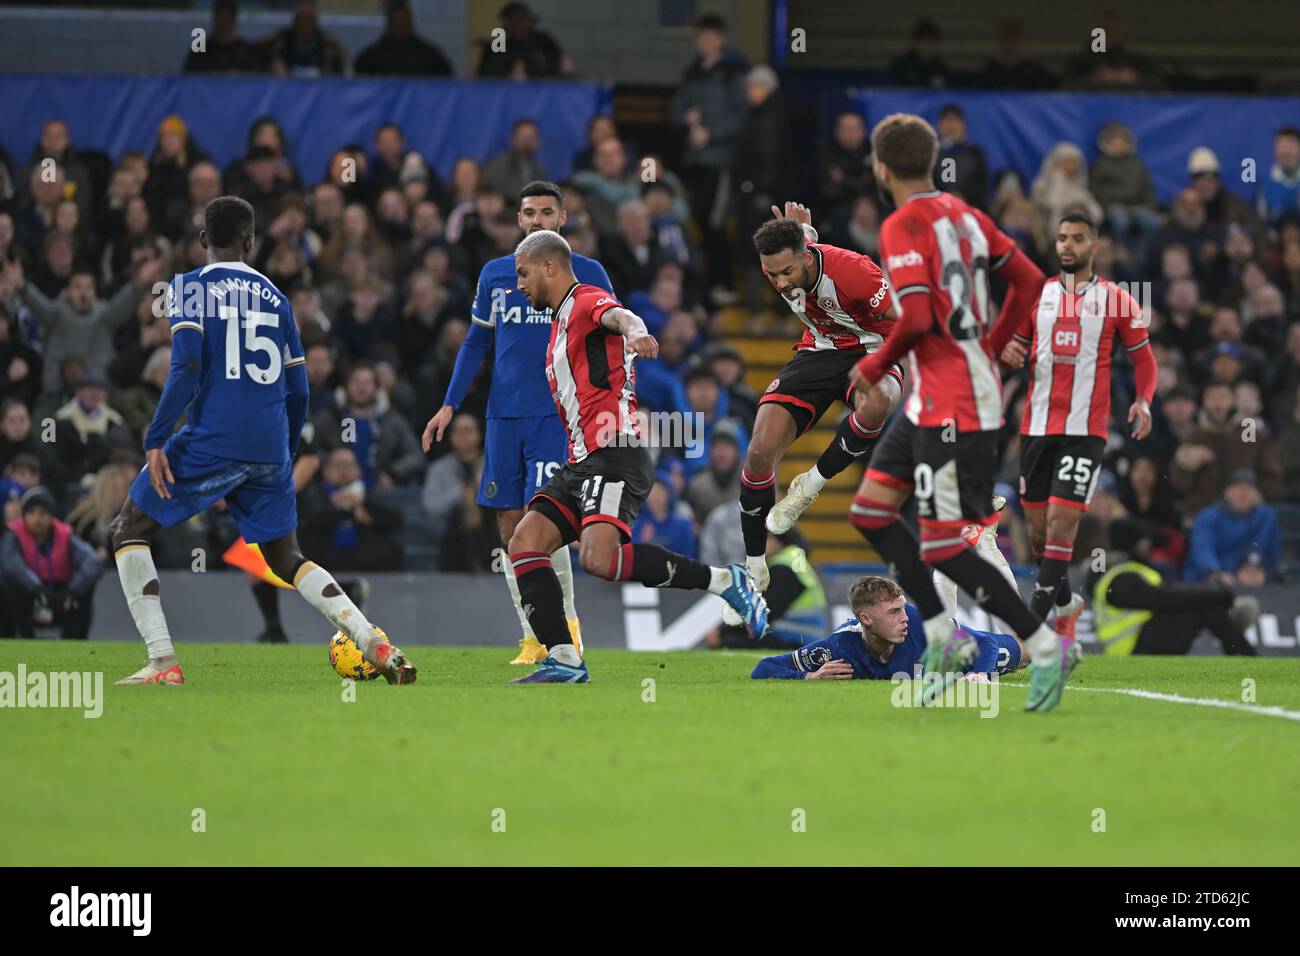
[
  {"x1": 503, "y1": 558, "x2": 535, "y2": 639},
  {"x1": 1026, "y1": 624, "x2": 1061, "y2": 665},
  {"x1": 707, "y1": 566, "x2": 733, "y2": 595},
  {"x1": 745, "y1": 554, "x2": 768, "y2": 586},
  {"x1": 924, "y1": 612, "x2": 955, "y2": 649},
  {"x1": 806, "y1": 466, "x2": 829, "y2": 493},
  {"x1": 115, "y1": 544, "x2": 174, "y2": 660},
  {"x1": 294, "y1": 562, "x2": 376, "y2": 651},
  {"x1": 550, "y1": 642, "x2": 581, "y2": 666},
  {"x1": 552, "y1": 546, "x2": 577, "y2": 621}
]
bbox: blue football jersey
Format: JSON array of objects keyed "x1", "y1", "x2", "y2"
[
  {"x1": 470, "y1": 252, "x2": 612, "y2": 419},
  {"x1": 752, "y1": 605, "x2": 1019, "y2": 680},
  {"x1": 165, "y1": 261, "x2": 304, "y2": 463}
]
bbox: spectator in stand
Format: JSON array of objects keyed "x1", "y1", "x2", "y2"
[
  {"x1": 422, "y1": 411, "x2": 482, "y2": 528},
  {"x1": 1187, "y1": 146, "x2": 1265, "y2": 247},
  {"x1": 269, "y1": 2, "x2": 349, "y2": 77},
  {"x1": 633, "y1": 472, "x2": 699, "y2": 560},
  {"x1": 318, "y1": 203, "x2": 395, "y2": 282},
  {"x1": 231, "y1": 117, "x2": 302, "y2": 195},
  {"x1": 573, "y1": 116, "x2": 618, "y2": 173},
  {"x1": 113, "y1": 345, "x2": 171, "y2": 440},
  {"x1": 314, "y1": 361, "x2": 424, "y2": 488},
  {"x1": 572, "y1": 138, "x2": 640, "y2": 236},
  {"x1": 355, "y1": 0, "x2": 454, "y2": 76},
  {"x1": 3, "y1": 254, "x2": 159, "y2": 394},
  {"x1": 1146, "y1": 189, "x2": 1214, "y2": 275},
  {"x1": 1258, "y1": 127, "x2": 1300, "y2": 228},
  {"x1": 673, "y1": 365, "x2": 749, "y2": 480},
  {"x1": 164, "y1": 160, "x2": 222, "y2": 243},
  {"x1": 600, "y1": 199, "x2": 658, "y2": 298},
  {"x1": 702, "y1": 342, "x2": 758, "y2": 433},
  {"x1": 143, "y1": 116, "x2": 206, "y2": 245},
  {"x1": 0, "y1": 308, "x2": 42, "y2": 410},
  {"x1": 437, "y1": 457, "x2": 498, "y2": 574},
  {"x1": 396, "y1": 268, "x2": 453, "y2": 378},
  {"x1": 482, "y1": 119, "x2": 546, "y2": 206},
  {"x1": 636, "y1": 308, "x2": 697, "y2": 413},
  {"x1": 1242, "y1": 283, "x2": 1289, "y2": 354},
  {"x1": 1269, "y1": 322, "x2": 1300, "y2": 427},
  {"x1": 53, "y1": 368, "x2": 132, "y2": 482},
  {"x1": 310, "y1": 181, "x2": 346, "y2": 245},
  {"x1": 0, "y1": 399, "x2": 56, "y2": 481},
  {"x1": 66, "y1": 459, "x2": 135, "y2": 561},
  {"x1": 1031, "y1": 143, "x2": 1103, "y2": 241},
  {"x1": 1277, "y1": 390, "x2": 1300, "y2": 502},
  {"x1": 369, "y1": 125, "x2": 442, "y2": 210},
  {"x1": 298, "y1": 447, "x2": 403, "y2": 571},
  {"x1": 823, "y1": 193, "x2": 882, "y2": 259},
  {"x1": 0, "y1": 454, "x2": 42, "y2": 523},
  {"x1": 0, "y1": 486, "x2": 102, "y2": 639},
  {"x1": 477, "y1": 2, "x2": 570, "y2": 78},
  {"x1": 641, "y1": 180, "x2": 697, "y2": 278},
  {"x1": 1184, "y1": 469, "x2": 1281, "y2": 584},
  {"x1": 979, "y1": 15, "x2": 1056, "y2": 89},
  {"x1": 334, "y1": 275, "x2": 397, "y2": 362},
  {"x1": 672, "y1": 13, "x2": 748, "y2": 306},
  {"x1": 304, "y1": 342, "x2": 338, "y2": 417},
  {"x1": 818, "y1": 110, "x2": 873, "y2": 219},
  {"x1": 684, "y1": 419, "x2": 742, "y2": 525},
  {"x1": 1172, "y1": 381, "x2": 1282, "y2": 512},
  {"x1": 183, "y1": 0, "x2": 258, "y2": 73},
  {"x1": 1191, "y1": 307, "x2": 1267, "y2": 387},
  {"x1": 1117, "y1": 454, "x2": 1186, "y2": 569},
  {"x1": 889, "y1": 17, "x2": 950, "y2": 89},
  {"x1": 224, "y1": 145, "x2": 288, "y2": 231},
  {"x1": 16, "y1": 120, "x2": 94, "y2": 221},
  {"x1": 1089, "y1": 121, "x2": 1159, "y2": 256},
  {"x1": 934, "y1": 104, "x2": 988, "y2": 210},
  {"x1": 734, "y1": 65, "x2": 789, "y2": 312}
]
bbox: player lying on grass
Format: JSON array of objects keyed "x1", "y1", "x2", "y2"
[
  {"x1": 752, "y1": 500, "x2": 1084, "y2": 682},
  {"x1": 110, "y1": 196, "x2": 416, "y2": 686},
  {"x1": 505, "y1": 229, "x2": 769, "y2": 683}
]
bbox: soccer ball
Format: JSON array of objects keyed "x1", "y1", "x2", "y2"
[{"x1": 328, "y1": 627, "x2": 389, "y2": 681}]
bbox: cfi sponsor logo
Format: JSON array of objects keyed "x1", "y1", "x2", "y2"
[{"x1": 50, "y1": 886, "x2": 151, "y2": 936}]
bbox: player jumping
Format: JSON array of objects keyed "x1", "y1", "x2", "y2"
[
  {"x1": 422, "y1": 181, "x2": 613, "y2": 665},
  {"x1": 845, "y1": 113, "x2": 1071, "y2": 711},
  {"x1": 737, "y1": 202, "x2": 903, "y2": 616},
  {"x1": 111, "y1": 196, "x2": 416, "y2": 685},
  {"x1": 1000, "y1": 212, "x2": 1155, "y2": 623},
  {"x1": 506, "y1": 230, "x2": 769, "y2": 683}
]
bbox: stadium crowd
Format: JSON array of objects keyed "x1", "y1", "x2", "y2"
[{"x1": 0, "y1": 9, "x2": 1297, "y2": 641}]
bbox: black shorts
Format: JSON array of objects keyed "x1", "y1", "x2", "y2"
[
  {"x1": 528, "y1": 445, "x2": 654, "y2": 545},
  {"x1": 865, "y1": 415, "x2": 1000, "y2": 560},
  {"x1": 758, "y1": 348, "x2": 905, "y2": 436},
  {"x1": 1019, "y1": 434, "x2": 1105, "y2": 512}
]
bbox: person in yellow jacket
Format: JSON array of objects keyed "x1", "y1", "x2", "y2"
[
  {"x1": 712, "y1": 529, "x2": 827, "y2": 648},
  {"x1": 1091, "y1": 518, "x2": 1257, "y2": 656}
]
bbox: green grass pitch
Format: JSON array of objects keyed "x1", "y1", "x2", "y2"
[{"x1": 2, "y1": 641, "x2": 1298, "y2": 865}]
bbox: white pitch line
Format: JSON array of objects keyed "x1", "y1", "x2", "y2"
[{"x1": 1001, "y1": 682, "x2": 1300, "y2": 722}]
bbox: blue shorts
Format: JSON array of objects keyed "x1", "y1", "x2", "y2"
[
  {"x1": 478, "y1": 414, "x2": 568, "y2": 510},
  {"x1": 130, "y1": 434, "x2": 297, "y2": 545}
]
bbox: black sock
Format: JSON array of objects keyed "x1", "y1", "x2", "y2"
[
  {"x1": 251, "y1": 580, "x2": 281, "y2": 629},
  {"x1": 612, "y1": 543, "x2": 712, "y2": 590},
  {"x1": 815, "y1": 411, "x2": 881, "y2": 480},
  {"x1": 510, "y1": 552, "x2": 570, "y2": 649},
  {"x1": 932, "y1": 549, "x2": 1043, "y2": 640},
  {"x1": 851, "y1": 515, "x2": 946, "y2": 619},
  {"x1": 739, "y1": 467, "x2": 776, "y2": 558},
  {"x1": 1030, "y1": 557, "x2": 1071, "y2": 619}
]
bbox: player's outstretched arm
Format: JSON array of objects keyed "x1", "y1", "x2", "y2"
[
  {"x1": 601, "y1": 307, "x2": 658, "y2": 359},
  {"x1": 425, "y1": 318, "x2": 493, "y2": 451}
]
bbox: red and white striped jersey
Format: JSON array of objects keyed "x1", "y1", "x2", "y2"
[
  {"x1": 545, "y1": 283, "x2": 641, "y2": 463},
  {"x1": 775, "y1": 243, "x2": 894, "y2": 352},
  {"x1": 879, "y1": 191, "x2": 1019, "y2": 430},
  {"x1": 1016, "y1": 276, "x2": 1150, "y2": 439}
]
